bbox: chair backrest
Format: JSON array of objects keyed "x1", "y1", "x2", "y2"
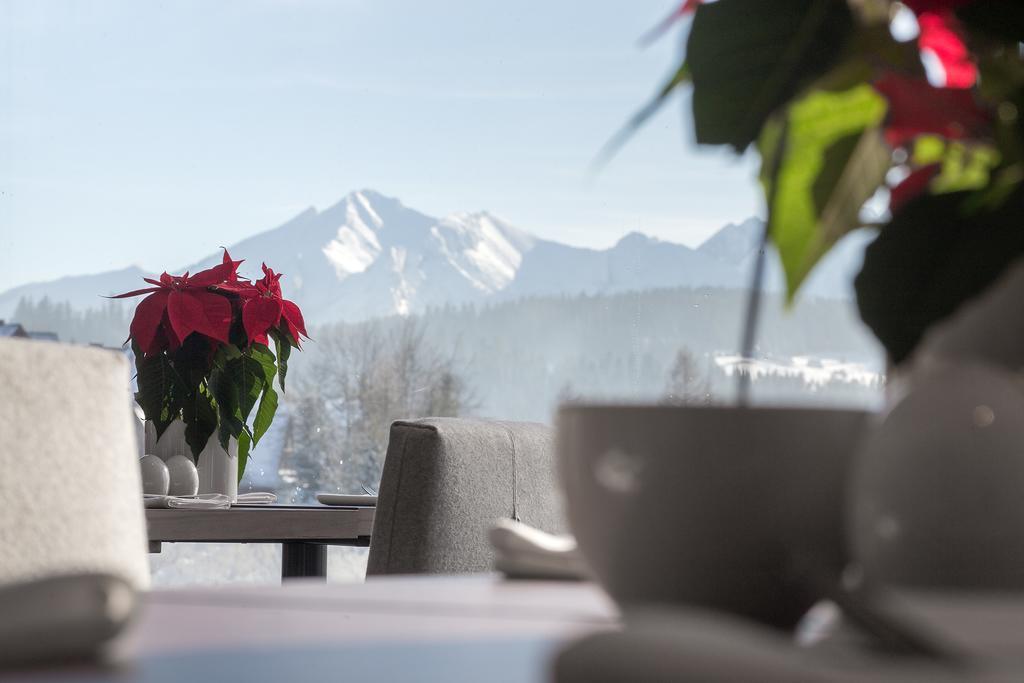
[
  {"x1": 367, "y1": 417, "x2": 565, "y2": 575},
  {"x1": 0, "y1": 339, "x2": 149, "y2": 589}
]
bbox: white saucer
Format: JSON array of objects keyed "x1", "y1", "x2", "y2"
[{"x1": 316, "y1": 493, "x2": 377, "y2": 507}]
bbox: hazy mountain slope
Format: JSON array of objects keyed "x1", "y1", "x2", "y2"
[
  {"x1": 696, "y1": 218, "x2": 876, "y2": 302},
  {"x1": 0, "y1": 266, "x2": 151, "y2": 318}
]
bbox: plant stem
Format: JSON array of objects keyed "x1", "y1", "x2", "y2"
[{"x1": 737, "y1": 221, "x2": 770, "y2": 406}]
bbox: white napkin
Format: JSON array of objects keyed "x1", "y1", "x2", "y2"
[
  {"x1": 489, "y1": 518, "x2": 590, "y2": 581},
  {"x1": 143, "y1": 492, "x2": 278, "y2": 509},
  {"x1": 233, "y1": 492, "x2": 278, "y2": 505},
  {"x1": 143, "y1": 494, "x2": 232, "y2": 510}
]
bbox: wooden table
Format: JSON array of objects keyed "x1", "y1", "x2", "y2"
[
  {"x1": 146, "y1": 504, "x2": 375, "y2": 580},
  {"x1": 3, "y1": 575, "x2": 618, "y2": 683}
]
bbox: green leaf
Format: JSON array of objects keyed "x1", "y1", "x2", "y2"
[
  {"x1": 930, "y1": 142, "x2": 1001, "y2": 196},
  {"x1": 230, "y1": 355, "x2": 267, "y2": 424},
  {"x1": 181, "y1": 385, "x2": 218, "y2": 462},
  {"x1": 687, "y1": 0, "x2": 855, "y2": 150},
  {"x1": 593, "y1": 61, "x2": 691, "y2": 170},
  {"x1": 237, "y1": 430, "x2": 251, "y2": 483},
  {"x1": 207, "y1": 363, "x2": 246, "y2": 449},
  {"x1": 855, "y1": 186, "x2": 1024, "y2": 364},
  {"x1": 912, "y1": 135, "x2": 1003, "y2": 203},
  {"x1": 759, "y1": 83, "x2": 889, "y2": 301},
  {"x1": 252, "y1": 383, "x2": 278, "y2": 446},
  {"x1": 220, "y1": 343, "x2": 243, "y2": 361},
  {"x1": 248, "y1": 343, "x2": 278, "y2": 385},
  {"x1": 271, "y1": 330, "x2": 292, "y2": 392},
  {"x1": 958, "y1": 1, "x2": 1024, "y2": 45},
  {"x1": 134, "y1": 347, "x2": 181, "y2": 436}
]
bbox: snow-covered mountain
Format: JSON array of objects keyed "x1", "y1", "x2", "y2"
[
  {"x1": 181, "y1": 190, "x2": 539, "y2": 322},
  {"x1": 0, "y1": 189, "x2": 872, "y2": 322}
]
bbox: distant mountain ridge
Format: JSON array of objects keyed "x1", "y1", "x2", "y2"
[{"x1": 0, "y1": 189, "x2": 872, "y2": 322}]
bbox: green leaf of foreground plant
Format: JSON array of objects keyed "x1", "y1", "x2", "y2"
[
  {"x1": 958, "y1": 1, "x2": 1024, "y2": 45},
  {"x1": 911, "y1": 135, "x2": 1002, "y2": 198},
  {"x1": 687, "y1": 0, "x2": 854, "y2": 151},
  {"x1": 252, "y1": 383, "x2": 278, "y2": 446},
  {"x1": 237, "y1": 430, "x2": 251, "y2": 483},
  {"x1": 759, "y1": 83, "x2": 889, "y2": 302},
  {"x1": 856, "y1": 186, "x2": 1024, "y2": 364},
  {"x1": 593, "y1": 62, "x2": 691, "y2": 170}
]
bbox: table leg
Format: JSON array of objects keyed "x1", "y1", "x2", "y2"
[{"x1": 282, "y1": 542, "x2": 327, "y2": 580}]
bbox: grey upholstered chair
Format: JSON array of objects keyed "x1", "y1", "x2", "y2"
[{"x1": 367, "y1": 417, "x2": 566, "y2": 575}]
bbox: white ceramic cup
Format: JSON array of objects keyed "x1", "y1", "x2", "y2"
[{"x1": 557, "y1": 403, "x2": 870, "y2": 629}]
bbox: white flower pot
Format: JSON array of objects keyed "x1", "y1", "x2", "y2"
[
  {"x1": 197, "y1": 433, "x2": 238, "y2": 502},
  {"x1": 147, "y1": 419, "x2": 237, "y2": 501}
]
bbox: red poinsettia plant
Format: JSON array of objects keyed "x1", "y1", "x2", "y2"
[
  {"x1": 114, "y1": 250, "x2": 307, "y2": 479},
  {"x1": 624, "y1": 0, "x2": 1024, "y2": 365}
]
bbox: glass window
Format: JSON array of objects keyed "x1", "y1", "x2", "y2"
[{"x1": 2, "y1": 1, "x2": 884, "y2": 585}]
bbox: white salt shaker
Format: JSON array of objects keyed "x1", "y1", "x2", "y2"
[
  {"x1": 139, "y1": 455, "x2": 169, "y2": 495},
  {"x1": 166, "y1": 454, "x2": 199, "y2": 496}
]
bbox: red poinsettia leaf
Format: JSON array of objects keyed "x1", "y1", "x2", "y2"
[
  {"x1": 167, "y1": 289, "x2": 232, "y2": 345},
  {"x1": 214, "y1": 280, "x2": 258, "y2": 298},
  {"x1": 130, "y1": 290, "x2": 170, "y2": 356},
  {"x1": 110, "y1": 286, "x2": 162, "y2": 299},
  {"x1": 159, "y1": 272, "x2": 173, "y2": 286},
  {"x1": 890, "y1": 164, "x2": 941, "y2": 213},
  {"x1": 874, "y1": 74, "x2": 990, "y2": 147},
  {"x1": 188, "y1": 261, "x2": 234, "y2": 287},
  {"x1": 222, "y1": 248, "x2": 244, "y2": 274},
  {"x1": 917, "y1": 11, "x2": 977, "y2": 88},
  {"x1": 259, "y1": 263, "x2": 283, "y2": 297},
  {"x1": 149, "y1": 326, "x2": 170, "y2": 355},
  {"x1": 162, "y1": 311, "x2": 181, "y2": 351},
  {"x1": 281, "y1": 299, "x2": 308, "y2": 341},
  {"x1": 243, "y1": 296, "x2": 284, "y2": 344}
]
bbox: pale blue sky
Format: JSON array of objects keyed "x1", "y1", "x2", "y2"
[{"x1": 0, "y1": 0, "x2": 761, "y2": 293}]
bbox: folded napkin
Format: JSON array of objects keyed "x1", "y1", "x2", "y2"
[
  {"x1": 143, "y1": 492, "x2": 278, "y2": 509},
  {"x1": 143, "y1": 494, "x2": 232, "y2": 509},
  {"x1": 489, "y1": 519, "x2": 590, "y2": 581},
  {"x1": 234, "y1": 492, "x2": 278, "y2": 505}
]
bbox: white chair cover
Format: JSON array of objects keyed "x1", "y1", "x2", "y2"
[{"x1": 0, "y1": 339, "x2": 149, "y2": 589}]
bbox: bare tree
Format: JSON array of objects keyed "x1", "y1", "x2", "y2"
[
  {"x1": 279, "y1": 317, "x2": 474, "y2": 500},
  {"x1": 663, "y1": 348, "x2": 711, "y2": 405}
]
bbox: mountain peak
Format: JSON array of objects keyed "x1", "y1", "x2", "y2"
[
  {"x1": 615, "y1": 231, "x2": 660, "y2": 249},
  {"x1": 697, "y1": 217, "x2": 764, "y2": 265}
]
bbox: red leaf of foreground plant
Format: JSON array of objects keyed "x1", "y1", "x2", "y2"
[
  {"x1": 167, "y1": 289, "x2": 232, "y2": 346},
  {"x1": 917, "y1": 11, "x2": 977, "y2": 88},
  {"x1": 130, "y1": 290, "x2": 170, "y2": 355},
  {"x1": 874, "y1": 74, "x2": 990, "y2": 147},
  {"x1": 890, "y1": 164, "x2": 941, "y2": 213}
]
